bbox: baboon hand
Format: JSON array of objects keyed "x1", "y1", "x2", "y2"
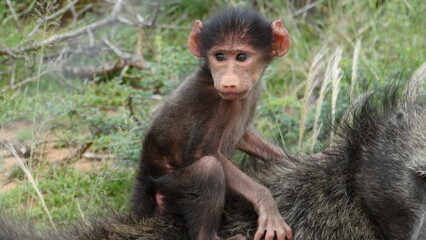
[{"x1": 253, "y1": 209, "x2": 292, "y2": 240}]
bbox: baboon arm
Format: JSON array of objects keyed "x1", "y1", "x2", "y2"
[
  {"x1": 216, "y1": 152, "x2": 292, "y2": 240},
  {"x1": 237, "y1": 129, "x2": 289, "y2": 165},
  {"x1": 216, "y1": 152, "x2": 270, "y2": 204}
]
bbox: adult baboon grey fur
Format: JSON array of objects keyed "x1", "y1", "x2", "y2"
[{"x1": 1, "y1": 83, "x2": 425, "y2": 240}]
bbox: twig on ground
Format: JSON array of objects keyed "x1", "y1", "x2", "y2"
[
  {"x1": 82, "y1": 152, "x2": 114, "y2": 160},
  {"x1": 59, "y1": 142, "x2": 93, "y2": 163},
  {"x1": 128, "y1": 96, "x2": 142, "y2": 124}
]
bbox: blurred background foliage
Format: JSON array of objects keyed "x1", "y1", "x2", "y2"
[{"x1": 0, "y1": 0, "x2": 424, "y2": 228}]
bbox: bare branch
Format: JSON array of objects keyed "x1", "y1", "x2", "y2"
[
  {"x1": 77, "y1": 4, "x2": 93, "y2": 16},
  {"x1": 47, "y1": 0, "x2": 80, "y2": 21},
  {"x1": 0, "y1": 70, "x2": 54, "y2": 93},
  {"x1": 87, "y1": 28, "x2": 95, "y2": 46},
  {"x1": 150, "y1": 0, "x2": 161, "y2": 27},
  {"x1": 63, "y1": 61, "x2": 121, "y2": 77},
  {"x1": 62, "y1": 39, "x2": 147, "y2": 78},
  {"x1": 2, "y1": 16, "x2": 118, "y2": 56},
  {"x1": 1, "y1": 1, "x2": 186, "y2": 58},
  {"x1": 103, "y1": 38, "x2": 146, "y2": 68},
  {"x1": 28, "y1": 23, "x2": 42, "y2": 38},
  {"x1": 119, "y1": 64, "x2": 129, "y2": 80},
  {"x1": 0, "y1": 0, "x2": 176, "y2": 82},
  {"x1": 30, "y1": 16, "x2": 118, "y2": 51},
  {"x1": 293, "y1": 0, "x2": 324, "y2": 17},
  {"x1": 149, "y1": 23, "x2": 190, "y2": 31},
  {"x1": 5, "y1": 0, "x2": 21, "y2": 30},
  {"x1": 103, "y1": 39, "x2": 129, "y2": 59},
  {"x1": 0, "y1": 49, "x2": 22, "y2": 58},
  {"x1": 116, "y1": 16, "x2": 136, "y2": 26},
  {"x1": 42, "y1": 46, "x2": 111, "y2": 61},
  {"x1": 112, "y1": 0, "x2": 125, "y2": 16},
  {"x1": 116, "y1": 16, "x2": 189, "y2": 30}
]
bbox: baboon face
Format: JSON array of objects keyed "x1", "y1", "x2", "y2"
[{"x1": 187, "y1": 9, "x2": 290, "y2": 100}]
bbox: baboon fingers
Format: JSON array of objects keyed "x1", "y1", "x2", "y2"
[
  {"x1": 279, "y1": 219, "x2": 293, "y2": 240},
  {"x1": 264, "y1": 230, "x2": 276, "y2": 240},
  {"x1": 253, "y1": 228, "x2": 265, "y2": 240},
  {"x1": 254, "y1": 218, "x2": 292, "y2": 240},
  {"x1": 284, "y1": 224, "x2": 293, "y2": 240},
  {"x1": 275, "y1": 230, "x2": 287, "y2": 240}
]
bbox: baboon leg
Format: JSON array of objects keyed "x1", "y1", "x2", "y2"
[
  {"x1": 131, "y1": 177, "x2": 157, "y2": 216},
  {"x1": 155, "y1": 156, "x2": 232, "y2": 240}
]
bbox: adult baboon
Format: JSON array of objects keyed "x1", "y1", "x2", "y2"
[{"x1": 1, "y1": 82, "x2": 425, "y2": 240}]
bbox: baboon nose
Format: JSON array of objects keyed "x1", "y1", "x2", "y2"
[
  {"x1": 221, "y1": 77, "x2": 240, "y2": 90},
  {"x1": 222, "y1": 83, "x2": 238, "y2": 88}
]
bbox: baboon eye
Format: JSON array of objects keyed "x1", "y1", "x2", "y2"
[
  {"x1": 215, "y1": 53, "x2": 226, "y2": 61},
  {"x1": 236, "y1": 53, "x2": 248, "y2": 61}
]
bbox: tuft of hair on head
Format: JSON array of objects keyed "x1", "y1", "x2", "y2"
[{"x1": 198, "y1": 7, "x2": 273, "y2": 56}]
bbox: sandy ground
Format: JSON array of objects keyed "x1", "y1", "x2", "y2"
[{"x1": 0, "y1": 120, "x2": 110, "y2": 193}]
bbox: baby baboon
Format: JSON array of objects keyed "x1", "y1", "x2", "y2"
[
  {"x1": 131, "y1": 7, "x2": 292, "y2": 240},
  {"x1": 1, "y1": 83, "x2": 425, "y2": 240}
]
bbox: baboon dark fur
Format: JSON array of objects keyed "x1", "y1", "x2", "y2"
[
  {"x1": 1, "y1": 83, "x2": 425, "y2": 239},
  {"x1": 198, "y1": 8, "x2": 273, "y2": 58}
]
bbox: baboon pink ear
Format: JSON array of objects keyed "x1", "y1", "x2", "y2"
[
  {"x1": 270, "y1": 20, "x2": 290, "y2": 57},
  {"x1": 188, "y1": 20, "x2": 203, "y2": 58}
]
